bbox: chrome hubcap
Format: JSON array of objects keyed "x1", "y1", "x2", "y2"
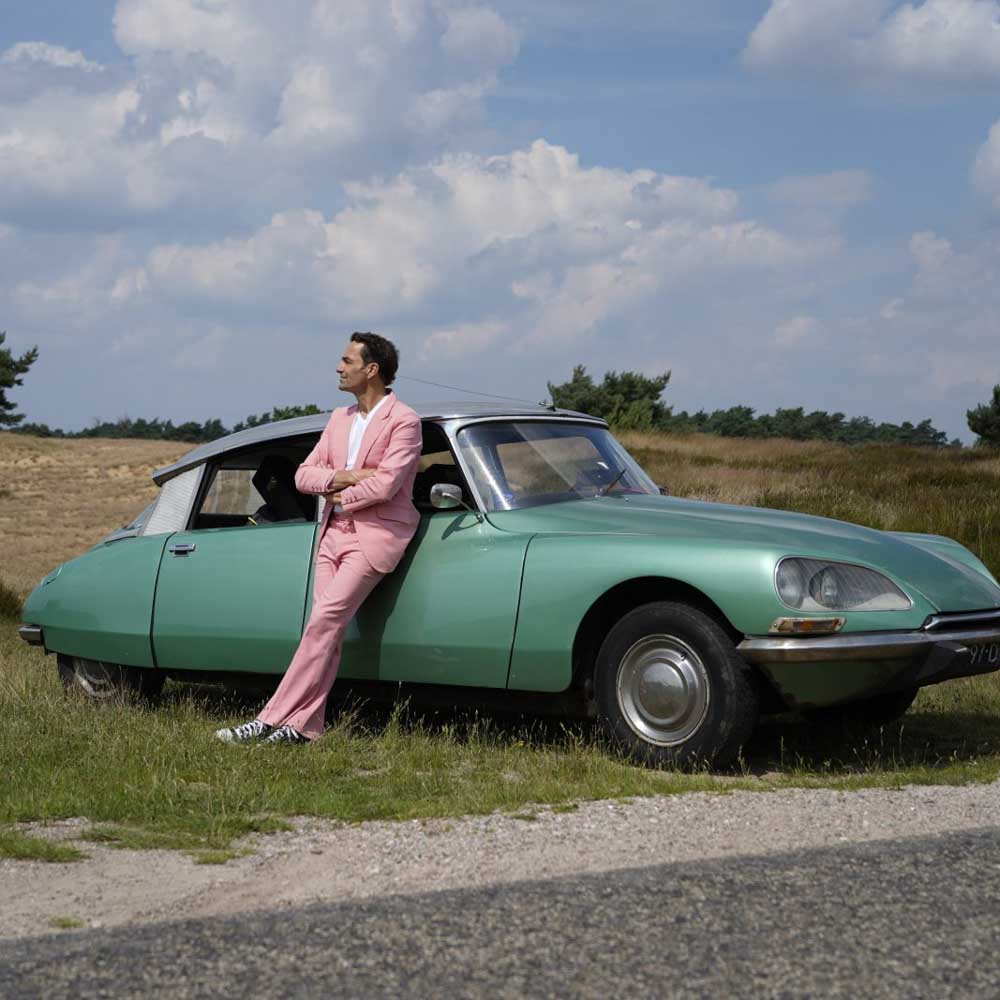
[
  {"x1": 72, "y1": 658, "x2": 118, "y2": 700},
  {"x1": 616, "y1": 634, "x2": 710, "y2": 746}
]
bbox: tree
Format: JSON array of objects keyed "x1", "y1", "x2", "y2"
[
  {"x1": 0, "y1": 331, "x2": 39, "y2": 428},
  {"x1": 968, "y1": 384, "x2": 1000, "y2": 447},
  {"x1": 547, "y1": 365, "x2": 672, "y2": 429}
]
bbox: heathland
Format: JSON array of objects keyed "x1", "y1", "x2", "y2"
[{"x1": 1, "y1": 430, "x2": 1000, "y2": 859}]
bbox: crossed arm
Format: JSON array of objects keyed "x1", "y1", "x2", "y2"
[{"x1": 293, "y1": 413, "x2": 422, "y2": 510}]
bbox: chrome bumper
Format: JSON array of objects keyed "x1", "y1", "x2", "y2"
[
  {"x1": 738, "y1": 626, "x2": 1000, "y2": 665},
  {"x1": 738, "y1": 612, "x2": 1000, "y2": 694},
  {"x1": 17, "y1": 624, "x2": 43, "y2": 646}
]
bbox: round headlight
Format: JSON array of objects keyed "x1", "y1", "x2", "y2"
[
  {"x1": 775, "y1": 558, "x2": 911, "y2": 612},
  {"x1": 775, "y1": 559, "x2": 806, "y2": 609}
]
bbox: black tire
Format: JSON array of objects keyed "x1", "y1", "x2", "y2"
[
  {"x1": 803, "y1": 687, "x2": 919, "y2": 728},
  {"x1": 57, "y1": 654, "x2": 165, "y2": 701},
  {"x1": 594, "y1": 601, "x2": 759, "y2": 769}
]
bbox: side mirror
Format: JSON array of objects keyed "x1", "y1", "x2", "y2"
[
  {"x1": 430, "y1": 483, "x2": 463, "y2": 509},
  {"x1": 430, "y1": 483, "x2": 483, "y2": 521}
]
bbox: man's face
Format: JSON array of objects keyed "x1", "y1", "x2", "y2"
[{"x1": 336, "y1": 341, "x2": 374, "y2": 395}]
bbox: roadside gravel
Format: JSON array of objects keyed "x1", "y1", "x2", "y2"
[{"x1": 5, "y1": 780, "x2": 1000, "y2": 941}]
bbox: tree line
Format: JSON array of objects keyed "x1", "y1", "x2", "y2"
[
  {"x1": 3, "y1": 333, "x2": 1000, "y2": 447},
  {"x1": 547, "y1": 365, "x2": 964, "y2": 447}
]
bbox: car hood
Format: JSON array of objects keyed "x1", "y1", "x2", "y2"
[{"x1": 487, "y1": 494, "x2": 1000, "y2": 612}]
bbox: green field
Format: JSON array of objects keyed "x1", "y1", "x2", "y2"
[{"x1": 2, "y1": 432, "x2": 1000, "y2": 860}]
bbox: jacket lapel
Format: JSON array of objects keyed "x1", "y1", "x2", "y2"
[
  {"x1": 354, "y1": 392, "x2": 397, "y2": 469},
  {"x1": 331, "y1": 405, "x2": 355, "y2": 469}
]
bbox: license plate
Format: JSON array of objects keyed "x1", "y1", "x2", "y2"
[{"x1": 967, "y1": 639, "x2": 1000, "y2": 668}]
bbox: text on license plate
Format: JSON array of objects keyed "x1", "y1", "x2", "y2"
[{"x1": 967, "y1": 640, "x2": 1000, "y2": 668}]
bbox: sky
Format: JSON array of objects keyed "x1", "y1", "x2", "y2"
[{"x1": 2, "y1": 0, "x2": 1000, "y2": 441}]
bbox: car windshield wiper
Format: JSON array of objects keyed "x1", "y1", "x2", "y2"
[{"x1": 595, "y1": 467, "x2": 627, "y2": 498}]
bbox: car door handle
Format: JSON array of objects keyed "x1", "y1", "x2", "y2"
[{"x1": 169, "y1": 543, "x2": 197, "y2": 555}]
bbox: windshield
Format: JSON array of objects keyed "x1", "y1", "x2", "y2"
[{"x1": 456, "y1": 421, "x2": 659, "y2": 512}]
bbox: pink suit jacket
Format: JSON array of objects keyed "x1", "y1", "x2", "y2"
[{"x1": 294, "y1": 391, "x2": 423, "y2": 574}]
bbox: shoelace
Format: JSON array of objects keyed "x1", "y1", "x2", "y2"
[{"x1": 232, "y1": 720, "x2": 269, "y2": 740}]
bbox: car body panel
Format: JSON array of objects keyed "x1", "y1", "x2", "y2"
[
  {"x1": 489, "y1": 495, "x2": 1000, "y2": 617},
  {"x1": 21, "y1": 534, "x2": 170, "y2": 667},
  {"x1": 350, "y1": 512, "x2": 529, "y2": 688},
  {"x1": 152, "y1": 522, "x2": 316, "y2": 673}
]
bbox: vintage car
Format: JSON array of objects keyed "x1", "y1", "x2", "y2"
[{"x1": 17, "y1": 402, "x2": 1000, "y2": 766}]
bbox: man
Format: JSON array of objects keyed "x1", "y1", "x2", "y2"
[{"x1": 215, "y1": 331, "x2": 423, "y2": 745}]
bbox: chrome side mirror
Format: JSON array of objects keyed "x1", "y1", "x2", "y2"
[
  {"x1": 429, "y1": 483, "x2": 482, "y2": 520},
  {"x1": 430, "y1": 483, "x2": 463, "y2": 509}
]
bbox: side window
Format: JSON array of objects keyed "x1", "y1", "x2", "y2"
[
  {"x1": 191, "y1": 443, "x2": 318, "y2": 530},
  {"x1": 412, "y1": 423, "x2": 472, "y2": 511}
]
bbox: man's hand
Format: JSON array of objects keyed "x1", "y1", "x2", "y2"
[
  {"x1": 324, "y1": 468, "x2": 376, "y2": 503},
  {"x1": 333, "y1": 468, "x2": 377, "y2": 488}
]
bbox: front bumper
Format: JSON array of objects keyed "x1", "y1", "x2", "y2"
[{"x1": 738, "y1": 609, "x2": 1000, "y2": 696}]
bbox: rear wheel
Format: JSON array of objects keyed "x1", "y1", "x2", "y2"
[
  {"x1": 594, "y1": 601, "x2": 759, "y2": 769},
  {"x1": 804, "y1": 687, "x2": 919, "y2": 728},
  {"x1": 57, "y1": 655, "x2": 164, "y2": 701}
]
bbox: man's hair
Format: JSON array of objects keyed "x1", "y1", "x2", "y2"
[{"x1": 351, "y1": 331, "x2": 399, "y2": 386}]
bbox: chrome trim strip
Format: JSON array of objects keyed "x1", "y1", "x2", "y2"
[
  {"x1": 18, "y1": 625, "x2": 43, "y2": 646},
  {"x1": 738, "y1": 625, "x2": 1000, "y2": 664},
  {"x1": 923, "y1": 609, "x2": 1000, "y2": 631},
  {"x1": 151, "y1": 404, "x2": 600, "y2": 485}
]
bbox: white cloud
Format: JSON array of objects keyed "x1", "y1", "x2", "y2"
[
  {"x1": 124, "y1": 141, "x2": 827, "y2": 336},
  {"x1": 0, "y1": 0, "x2": 520, "y2": 224},
  {"x1": 773, "y1": 314, "x2": 825, "y2": 346},
  {"x1": 973, "y1": 117, "x2": 1000, "y2": 210},
  {"x1": 744, "y1": 0, "x2": 1000, "y2": 86},
  {"x1": 1, "y1": 42, "x2": 103, "y2": 74},
  {"x1": 768, "y1": 170, "x2": 875, "y2": 209}
]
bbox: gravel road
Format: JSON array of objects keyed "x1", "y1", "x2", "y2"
[
  {"x1": 3, "y1": 827, "x2": 999, "y2": 998},
  {"x1": 4, "y1": 780, "x2": 1000, "y2": 944}
]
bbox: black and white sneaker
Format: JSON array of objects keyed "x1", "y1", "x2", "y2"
[
  {"x1": 259, "y1": 724, "x2": 309, "y2": 746},
  {"x1": 215, "y1": 719, "x2": 273, "y2": 743}
]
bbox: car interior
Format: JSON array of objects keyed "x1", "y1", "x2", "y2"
[{"x1": 189, "y1": 423, "x2": 475, "y2": 530}]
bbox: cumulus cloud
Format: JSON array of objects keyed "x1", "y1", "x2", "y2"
[
  {"x1": 773, "y1": 314, "x2": 825, "y2": 346},
  {"x1": 973, "y1": 118, "x2": 1000, "y2": 210},
  {"x1": 116, "y1": 140, "x2": 832, "y2": 354},
  {"x1": 743, "y1": 0, "x2": 1000, "y2": 86},
  {"x1": 0, "y1": 0, "x2": 520, "y2": 225}
]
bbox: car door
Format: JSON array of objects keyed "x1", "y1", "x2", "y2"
[
  {"x1": 152, "y1": 449, "x2": 320, "y2": 675},
  {"x1": 349, "y1": 430, "x2": 529, "y2": 689}
]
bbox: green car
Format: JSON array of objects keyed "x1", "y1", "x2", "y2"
[{"x1": 17, "y1": 403, "x2": 1000, "y2": 766}]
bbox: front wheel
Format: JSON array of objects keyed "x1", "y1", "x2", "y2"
[
  {"x1": 594, "y1": 601, "x2": 759, "y2": 769},
  {"x1": 57, "y1": 655, "x2": 164, "y2": 701}
]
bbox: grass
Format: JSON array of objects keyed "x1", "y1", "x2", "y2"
[
  {"x1": 48, "y1": 916, "x2": 86, "y2": 930},
  {"x1": 0, "y1": 827, "x2": 87, "y2": 863},
  {"x1": 2, "y1": 431, "x2": 1000, "y2": 857}
]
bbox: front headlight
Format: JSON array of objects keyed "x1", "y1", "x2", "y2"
[{"x1": 775, "y1": 558, "x2": 912, "y2": 612}]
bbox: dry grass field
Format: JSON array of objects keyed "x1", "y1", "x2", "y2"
[
  {"x1": 0, "y1": 434, "x2": 187, "y2": 595},
  {"x1": 2, "y1": 429, "x2": 1000, "y2": 858}
]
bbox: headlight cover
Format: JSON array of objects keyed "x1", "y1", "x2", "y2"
[{"x1": 775, "y1": 558, "x2": 912, "y2": 612}]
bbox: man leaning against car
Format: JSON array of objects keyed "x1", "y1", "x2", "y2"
[{"x1": 215, "y1": 331, "x2": 423, "y2": 746}]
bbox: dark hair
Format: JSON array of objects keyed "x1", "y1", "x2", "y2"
[{"x1": 350, "y1": 331, "x2": 399, "y2": 386}]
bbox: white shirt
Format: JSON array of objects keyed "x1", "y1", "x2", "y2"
[
  {"x1": 332, "y1": 392, "x2": 390, "y2": 512},
  {"x1": 345, "y1": 392, "x2": 390, "y2": 470}
]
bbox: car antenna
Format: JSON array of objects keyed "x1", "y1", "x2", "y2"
[{"x1": 396, "y1": 375, "x2": 559, "y2": 410}]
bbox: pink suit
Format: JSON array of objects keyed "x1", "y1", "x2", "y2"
[{"x1": 258, "y1": 391, "x2": 422, "y2": 739}]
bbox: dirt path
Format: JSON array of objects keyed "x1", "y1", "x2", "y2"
[{"x1": 6, "y1": 781, "x2": 1000, "y2": 941}]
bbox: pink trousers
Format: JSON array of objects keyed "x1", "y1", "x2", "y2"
[{"x1": 258, "y1": 513, "x2": 383, "y2": 739}]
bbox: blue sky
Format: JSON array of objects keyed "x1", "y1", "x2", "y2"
[{"x1": 2, "y1": 1, "x2": 1000, "y2": 440}]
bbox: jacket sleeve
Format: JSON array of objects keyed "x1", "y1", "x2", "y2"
[
  {"x1": 294, "y1": 418, "x2": 337, "y2": 495},
  {"x1": 337, "y1": 412, "x2": 422, "y2": 513}
]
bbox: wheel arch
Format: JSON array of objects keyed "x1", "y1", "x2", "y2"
[{"x1": 571, "y1": 577, "x2": 740, "y2": 690}]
